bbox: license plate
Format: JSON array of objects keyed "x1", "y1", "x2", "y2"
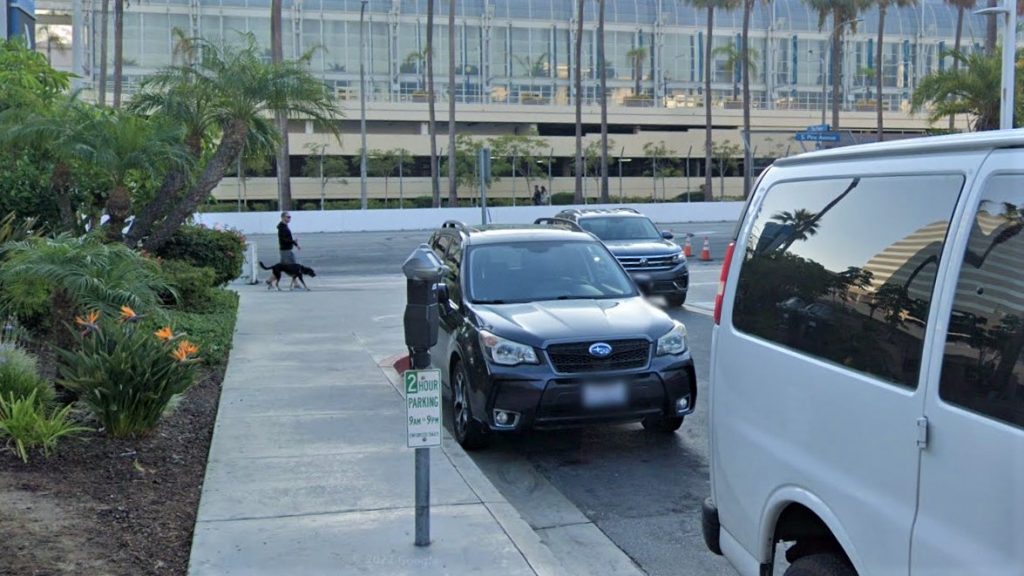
[{"x1": 582, "y1": 382, "x2": 628, "y2": 409}]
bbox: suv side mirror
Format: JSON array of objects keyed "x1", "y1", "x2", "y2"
[
  {"x1": 435, "y1": 282, "x2": 451, "y2": 306},
  {"x1": 661, "y1": 230, "x2": 674, "y2": 240}
]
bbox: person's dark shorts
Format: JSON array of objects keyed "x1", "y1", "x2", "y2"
[{"x1": 280, "y1": 250, "x2": 296, "y2": 265}]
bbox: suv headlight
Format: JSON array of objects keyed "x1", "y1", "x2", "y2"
[
  {"x1": 656, "y1": 322, "x2": 688, "y2": 356},
  {"x1": 479, "y1": 330, "x2": 539, "y2": 366},
  {"x1": 672, "y1": 251, "x2": 684, "y2": 264}
]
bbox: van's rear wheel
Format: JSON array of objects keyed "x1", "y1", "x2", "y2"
[{"x1": 783, "y1": 553, "x2": 857, "y2": 576}]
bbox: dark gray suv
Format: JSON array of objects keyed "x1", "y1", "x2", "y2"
[
  {"x1": 556, "y1": 208, "x2": 689, "y2": 306},
  {"x1": 427, "y1": 220, "x2": 697, "y2": 450}
]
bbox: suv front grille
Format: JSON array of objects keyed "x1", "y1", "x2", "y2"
[
  {"x1": 547, "y1": 339, "x2": 651, "y2": 373},
  {"x1": 617, "y1": 255, "x2": 677, "y2": 271}
]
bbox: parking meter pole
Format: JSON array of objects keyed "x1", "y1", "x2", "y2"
[
  {"x1": 479, "y1": 147, "x2": 490, "y2": 225},
  {"x1": 402, "y1": 245, "x2": 445, "y2": 548}
]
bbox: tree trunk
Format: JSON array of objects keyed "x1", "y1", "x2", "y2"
[
  {"x1": 831, "y1": 13, "x2": 842, "y2": 130},
  {"x1": 427, "y1": 0, "x2": 440, "y2": 208},
  {"x1": 704, "y1": 6, "x2": 715, "y2": 201},
  {"x1": 741, "y1": 0, "x2": 753, "y2": 198},
  {"x1": 50, "y1": 161, "x2": 76, "y2": 233},
  {"x1": 143, "y1": 121, "x2": 250, "y2": 253},
  {"x1": 949, "y1": 6, "x2": 965, "y2": 131},
  {"x1": 573, "y1": 0, "x2": 584, "y2": 204},
  {"x1": 99, "y1": 0, "x2": 109, "y2": 107},
  {"x1": 598, "y1": 0, "x2": 609, "y2": 203},
  {"x1": 447, "y1": 0, "x2": 457, "y2": 206},
  {"x1": 105, "y1": 184, "x2": 132, "y2": 242},
  {"x1": 272, "y1": 0, "x2": 292, "y2": 212},
  {"x1": 113, "y1": 0, "x2": 124, "y2": 108},
  {"x1": 876, "y1": 5, "x2": 886, "y2": 142},
  {"x1": 985, "y1": 0, "x2": 998, "y2": 56},
  {"x1": 124, "y1": 133, "x2": 203, "y2": 247}
]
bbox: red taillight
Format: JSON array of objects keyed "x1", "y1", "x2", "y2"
[{"x1": 713, "y1": 242, "x2": 736, "y2": 325}]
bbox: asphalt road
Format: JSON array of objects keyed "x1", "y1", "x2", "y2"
[{"x1": 246, "y1": 220, "x2": 738, "y2": 576}]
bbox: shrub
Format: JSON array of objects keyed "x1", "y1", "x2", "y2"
[
  {"x1": 0, "y1": 390, "x2": 88, "y2": 463},
  {"x1": 550, "y1": 192, "x2": 576, "y2": 205},
  {"x1": 165, "y1": 289, "x2": 239, "y2": 367},
  {"x1": 0, "y1": 348, "x2": 55, "y2": 407},
  {"x1": 0, "y1": 237, "x2": 171, "y2": 344},
  {"x1": 57, "y1": 310, "x2": 201, "y2": 438},
  {"x1": 159, "y1": 259, "x2": 216, "y2": 312},
  {"x1": 155, "y1": 225, "x2": 246, "y2": 286}
]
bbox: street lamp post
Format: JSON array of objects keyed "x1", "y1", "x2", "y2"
[
  {"x1": 359, "y1": 0, "x2": 369, "y2": 210},
  {"x1": 976, "y1": 1, "x2": 1018, "y2": 130}
]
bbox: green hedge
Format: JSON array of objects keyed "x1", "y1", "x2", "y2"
[
  {"x1": 165, "y1": 289, "x2": 239, "y2": 367},
  {"x1": 156, "y1": 225, "x2": 246, "y2": 286},
  {"x1": 158, "y1": 259, "x2": 217, "y2": 312}
]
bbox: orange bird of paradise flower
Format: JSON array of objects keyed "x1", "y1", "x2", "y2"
[
  {"x1": 74, "y1": 310, "x2": 100, "y2": 335},
  {"x1": 172, "y1": 340, "x2": 200, "y2": 362},
  {"x1": 118, "y1": 305, "x2": 141, "y2": 323},
  {"x1": 154, "y1": 326, "x2": 174, "y2": 341}
]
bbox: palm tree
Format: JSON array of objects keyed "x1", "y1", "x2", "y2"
[
  {"x1": 36, "y1": 25, "x2": 69, "y2": 65},
  {"x1": 426, "y1": 0, "x2": 440, "y2": 208},
  {"x1": 271, "y1": 0, "x2": 293, "y2": 212},
  {"x1": 944, "y1": 0, "x2": 977, "y2": 130},
  {"x1": 910, "y1": 49, "x2": 1020, "y2": 131},
  {"x1": 447, "y1": 0, "x2": 457, "y2": 206},
  {"x1": 626, "y1": 46, "x2": 648, "y2": 97},
  {"x1": 775, "y1": 177, "x2": 862, "y2": 252},
  {"x1": 805, "y1": 0, "x2": 870, "y2": 129},
  {"x1": 99, "y1": 0, "x2": 110, "y2": 107},
  {"x1": 113, "y1": 0, "x2": 124, "y2": 107},
  {"x1": 875, "y1": 0, "x2": 918, "y2": 142},
  {"x1": 740, "y1": 0, "x2": 768, "y2": 198},
  {"x1": 598, "y1": 0, "x2": 609, "y2": 203},
  {"x1": 712, "y1": 41, "x2": 758, "y2": 99},
  {"x1": 573, "y1": 0, "x2": 585, "y2": 204},
  {"x1": 125, "y1": 36, "x2": 341, "y2": 252},
  {"x1": 80, "y1": 112, "x2": 190, "y2": 241},
  {"x1": 690, "y1": 0, "x2": 741, "y2": 202}
]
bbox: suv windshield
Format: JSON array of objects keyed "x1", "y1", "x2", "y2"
[
  {"x1": 577, "y1": 216, "x2": 661, "y2": 241},
  {"x1": 467, "y1": 241, "x2": 637, "y2": 304}
]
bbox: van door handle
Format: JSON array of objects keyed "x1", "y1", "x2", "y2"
[{"x1": 916, "y1": 417, "x2": 929, "y2": 449}]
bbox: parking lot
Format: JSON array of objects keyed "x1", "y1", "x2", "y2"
[{"x1": 244, "y1": 221, "x2": 736, "y2": 576}]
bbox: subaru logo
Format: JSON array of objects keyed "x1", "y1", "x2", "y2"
[{"x1": 589, "y1": 342, "x2": 613, "y2": 357}]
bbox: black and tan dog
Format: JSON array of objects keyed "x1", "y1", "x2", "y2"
[{"x1": 259, "y1": 261, "x2": 317, "y2": 291}]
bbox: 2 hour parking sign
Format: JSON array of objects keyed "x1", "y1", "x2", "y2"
[{"x1": 405, "y1": 369, "x2": 442, "y2": 448}]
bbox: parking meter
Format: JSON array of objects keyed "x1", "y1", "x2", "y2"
[{"x1": 402, "y1": 245, "x2": 447, "y2": 370}]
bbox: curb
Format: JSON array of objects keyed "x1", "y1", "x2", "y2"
[{"x1": 379, "y1": 362, "x2": 565, "y2": 576}]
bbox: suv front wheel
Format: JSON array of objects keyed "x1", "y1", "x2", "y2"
[
  {"x1": 450, "y1": 360, "x2": 490, "y2": 450},
  {"x1": 665, "y1": 294, "x2": 687, "y2": 308},
  {"x1": 642, "y1": 415, "x2": 684, "y2": 433}
]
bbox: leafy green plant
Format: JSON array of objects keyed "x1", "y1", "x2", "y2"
[
  {"x1": 165, "y1": 289, "x2": 239, "y2": 367},
  {"x1": 0, "y1": 347, "x2": 55, "y2": 407},
  {"x1": 158, "y1": 259, "x2": 216, "y2": 311},
  {"x1": 57, "y1": 310, "x2": 201, "y2": 438},
  {"x1": 155, "y1": 224, "x2": 246, "y2": 286},
  {"x1": 0, "y1": 390, "x2": 88, "y2": 463}
]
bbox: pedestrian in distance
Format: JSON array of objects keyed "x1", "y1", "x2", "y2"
[
  {"x1": 540, "y1": 185, "x2": 548, "y2": 205},
  {"x1": 277, "y1": 212, "x2": 300, "y2": 265},
  {"x1": 533, "y1": 185, "x2": 542, "y2": 206}
]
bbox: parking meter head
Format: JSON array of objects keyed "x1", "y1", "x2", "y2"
[{"x1": 403, "y1": 245, "x2": 447, "y2": 282}]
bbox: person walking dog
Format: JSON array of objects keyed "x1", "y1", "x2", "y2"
[{"x1": 277, "y1": 212, "x2": 300, "y2": 264}]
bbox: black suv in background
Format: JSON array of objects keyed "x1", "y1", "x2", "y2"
[
  {"x1": 555, "y1": 208, "x2": 689, "y2": 307},
  {"x1": 427, "y1": 220, "x2": 697, "y2": 450}
]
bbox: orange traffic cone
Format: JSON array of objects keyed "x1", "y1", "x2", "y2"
[
  {"x1": 699, "y1": 237, "x2": 711, "y2": 261},
  {"x1": 683, "y1": 237, "x2": 693, "y2": 258}
]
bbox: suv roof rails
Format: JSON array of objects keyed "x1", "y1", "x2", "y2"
[
  {"x1": 561, "y1": 207, "x2": 641, "y2": 217},
  {"x1": 533, "y1": 217, "x2": 584, "y2": 232}
]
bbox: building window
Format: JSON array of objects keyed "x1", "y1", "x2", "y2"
[
  {"x1": 940, "y1": 174, "x2": 1024, "y2": 429},
  {"x1": 733, "y1": 174, "x2": 964, "y2": 388}
]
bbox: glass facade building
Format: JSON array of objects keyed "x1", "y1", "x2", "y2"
[{"x1": 73, "y1": 0, "x2": 1008, "y2": 115}]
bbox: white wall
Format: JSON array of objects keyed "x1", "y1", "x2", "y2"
[{"x1": 195, "y1": 202, "x2": 744, "y2": 235}]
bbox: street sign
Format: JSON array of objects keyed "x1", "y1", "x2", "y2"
[
  {"x1": 405, "y1": 369, "x2": 442, "y2": 448},
  {"x1": 795, "y1": 131, "x2": 841, "y2": 143},
  {"x1": 806, "y1": 123, "x2": 832, "y2": 132}
]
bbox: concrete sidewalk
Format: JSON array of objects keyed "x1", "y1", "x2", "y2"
[{"x1": 187, "y1": 277, "x2": 638, "y2": 576}]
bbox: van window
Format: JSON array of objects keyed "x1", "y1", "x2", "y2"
[
  {"x1": 734, "y1": 174, "x2": 963, "y2": 388},
  {"x1": 940, "y1": 174, "x2": 1024, "y2": 428}
]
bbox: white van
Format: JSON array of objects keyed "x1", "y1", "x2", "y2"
[{"x1": 702, "y1": 130, "x2": 1024, "y2": 576}]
